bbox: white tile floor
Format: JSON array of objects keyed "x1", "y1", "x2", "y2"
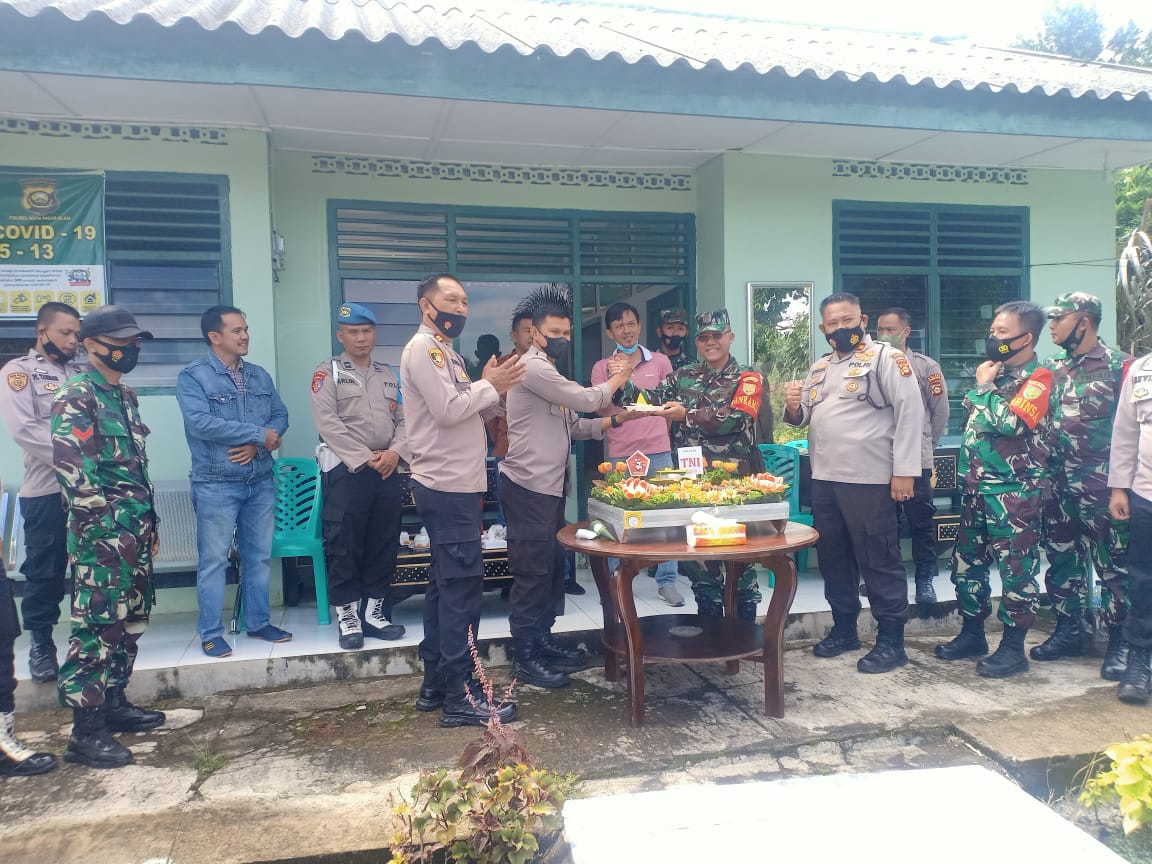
[{"x1": 12, "y1": 562, "x2": 982, "y2": 683}]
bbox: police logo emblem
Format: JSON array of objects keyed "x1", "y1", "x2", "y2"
[
  {"x1": 43, "y1": 382, "x2": 58, "y2": 392},
  {"x1": 311, "y1": 370, "x2": 326, "y2": 393},
  {"x1": 894, "y1": 356, "x2": 912, "y2": 377},
  {"x1": 846, "y1": 381, "x2": 859, "y2": 392},
  {"x1": 339, "y1": 305, "x2": 351, "y2": 318},
  {"x1": 428, "y1": 346, "x2": 446, "y2": 369},
  {"x1": 7, "y1": 372, "x2": 28, "y2": 391}
]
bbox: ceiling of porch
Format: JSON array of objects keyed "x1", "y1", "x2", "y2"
[{"x1": 4, "y1": 72, "x2": 1152, "y2": 171}]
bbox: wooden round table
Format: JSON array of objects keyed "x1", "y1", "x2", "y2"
[{"x1": 557, "y1": 521, "x2": 819, "y2": 727}]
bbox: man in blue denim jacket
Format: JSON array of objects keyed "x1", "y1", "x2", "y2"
[{"x1": 176, "y1": 305, "x2": 291, "y2": 657}]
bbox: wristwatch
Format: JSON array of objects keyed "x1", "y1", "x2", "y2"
[{"x1": 611, "y1": 414, "x2": 622, "y2": 428}]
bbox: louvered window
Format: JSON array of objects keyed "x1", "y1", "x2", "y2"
[
  {"x1": 0, "y1": 172, "x2": 229, "y2": 388},
  {"x1": 105, "y1": 174, "x2": 230, "y2": 388},
  {"x1": 834, "y1": 201, "x2": 1029, "y2": 434},
  {"x1": 330, "y1": 203, "x2": 694, "y2": 373}
]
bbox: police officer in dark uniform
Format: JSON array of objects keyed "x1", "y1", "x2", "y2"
[
  {"x1": 311, "y1": 303, "x2": 408, "y2": 650},
  {"x1": 400, "y1": 274, "x2": 526, "y2": 727}
]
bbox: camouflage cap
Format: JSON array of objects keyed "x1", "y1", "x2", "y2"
[
  {"x1": 1043, "y1": 292, "x2": 1102, "y2": 320},
  {"x1": 660, "y1": 307, "x2": 688, "y2": 325},
  {"x1": 695, "y1": 308, "x2": 731, "y2": 335}
]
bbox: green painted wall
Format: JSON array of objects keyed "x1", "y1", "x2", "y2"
[
  {"x1": 0, "y1": 128, "x2": 274, "y2": 492},
  {"x1": 699, "y1": 153, "x2": 1118, "y2": 364}
]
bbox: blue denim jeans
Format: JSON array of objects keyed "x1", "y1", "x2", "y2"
[
  {"x1": 608, "y1": 451, "x2": 679, "y2": 586},
  {"x1": 192, "y1": 479, "x2": 276, "y2": 642}
]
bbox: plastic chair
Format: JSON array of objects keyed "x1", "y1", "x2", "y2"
[
  {"x1": 759, "y1": 443, "x2": 815, "y2": 575},
  {"x1": 270, "y1": 458, "x2": 330, "y2": 625}
]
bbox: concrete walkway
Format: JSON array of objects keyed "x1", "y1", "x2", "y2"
[{"x1": 0, "y1": 626, "x2": 1144, "y2": 864}]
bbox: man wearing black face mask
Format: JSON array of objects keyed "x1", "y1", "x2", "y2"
[
  {"x1": 499, "y1": 287, "x2": 638, "y2": 688},
  {"x1": 935, "y1": 301, "x2": 1054, "y2": 679},
  {"x1": 0, "y1": 302, "x2": 83, "y2": 683},
  {"x1": 656, "y1": 308, "x2": 693, "y2": 371},
  {"x1": 1033, "y1": 293, "x2": 1131, "y2": 679},
  {"x1": 784, "y1": 293, "x2": 923, "y2": 674}
]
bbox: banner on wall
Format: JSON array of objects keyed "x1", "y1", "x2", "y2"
[{"x1": 0, "y1": 171, "x2": 106, "y2": 318}]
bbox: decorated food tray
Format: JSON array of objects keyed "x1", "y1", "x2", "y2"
[
  {"x1": 588, "y1": 460, "x2": 790, "y2": 543},
  {"x1": 624, "y1": 403, "x2": 668, "y2": 413}
]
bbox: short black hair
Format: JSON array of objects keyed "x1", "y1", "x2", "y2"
[
  {"x1": 37, "y1": 301, "x2": 80, "y2": 327},
  {"x1": 532, "y1": 302, "x2": 572, "y2": 328},
  {"x1": 995, "y1": 300, "x2": 1046, "y2": 343},
  {"x1": 201, "y1": 305, "x2": 245, "y2": 344},
  {"x1": 511, "y1": 310, "x2": 532, "y2": 330},
  {"x1": 418, "y1": 273, "x2": 458, "y2": 302},
  {"x1": 877, "y1": 307, "x2": 912, "y2": 327},
  {"x1": 604, "y1": 302, "x2": 640, "y2": 330},
  {"x1": 819, "y1": 292, "x2": 861, "y2": 313}
]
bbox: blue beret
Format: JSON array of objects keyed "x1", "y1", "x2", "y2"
[{"x1": 337, "y1": 302, "x2": 377, "y2": 326}]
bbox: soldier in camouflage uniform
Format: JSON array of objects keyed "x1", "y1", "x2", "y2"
[
  {"x1": 1033, "y1": 293, "x2": 1131, "y2": 679},
  {"x1": 935, "y1": 301, "x2": 1053, "y2": 678},
  {"x1": 621, "y1": 308, "x2": 765, "y2": 620},
  {"x1": 52, "y1": 306, "x2": 164, "y2": 769},
  {"x1": 656, "y1": 307, "x2": 694, "y2": 371}
]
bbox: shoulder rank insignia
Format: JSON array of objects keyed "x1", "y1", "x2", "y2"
[
  {"x1": 7, "y1": 372, "x2": 27, "y2": 391},
  {"x1": 311, "y1": 370, "x2": 327, "y2": 394},
  {"x1": 1008, "y1": 367, "x2": 1053, "y2": 429},
  {"x1": 428, "y1": 346, "x2": 446, "y2": 369},
  {"x1": 927, "y1": 372, "x2": 944, "y2": 396}
]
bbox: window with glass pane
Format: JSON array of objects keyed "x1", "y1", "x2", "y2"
[{"x1": 834, "y1": 201, "x2": 1027, "y2": 435}]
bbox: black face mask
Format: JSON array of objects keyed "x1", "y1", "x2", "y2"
[
  {"x1": 985, "y1": 333, "x2": 1029, "y2": 363},
  {"x1": 542, "y1": 336, "x2": 570, "y2": 360},
  {"x1": 826, "y1": 325, "x2": 864, "y2": 354},
  {"x1": 41, "y1": 337, "x2": 74, "y2": 363},
  {"x1": 91, "y1": 339, "x2": 140, "y2": 374},
  {"x1": 661, "y1": 334, "x2": 684, "y2": 352},
  {"x1": 427, "y1": 303, "x2": 467, "y2": 339},
  {"x1": 1057, "y1": 317, "x2": 1087, "y2": 353}
]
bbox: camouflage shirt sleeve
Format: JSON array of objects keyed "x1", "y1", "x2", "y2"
[
  {"x1": 622, "y1": 368, "x2": 681, "y2": 406},
  {"x1": 51, "y1": 381, "x2": 116, "y2": 539},
  {"x1": 964, "y1": 380, "x2": 1030, "y2": 438}
]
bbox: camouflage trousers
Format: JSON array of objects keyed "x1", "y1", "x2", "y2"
[
  {"x1": 58, "y1": 549, "x2": 154, "y2": 709},
  {"x1": 682, "y1": 560, "x2": 761, "y2": 606},
  {"x1": 951, "y1": 486, "x2": 1042, "y2": 629},
  {"x1": 1042, "y1": 476, "x2": 1129, "y2": 626}
]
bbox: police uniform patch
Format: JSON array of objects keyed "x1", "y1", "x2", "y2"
[
  {"x1": 339, "y1": 305, "x2": 351, "y2": 318},
  {"x1": 1134, "y1": 386, "x2": 1152, "y2": 401},
  {"x1": 894, "y1": 356, "x2": 912, "y2": 377},
  {"x1": 927, "y1": 372, "x2": 944, "y2": 396},
  {"x1": 845, "y1": 381, "x2": 859, "y2": 393},
  {"x1": 7, "y1": 372, "x2": 27, "y2": 391},
  {"x1": 846, "y1": 368, "x2": 864, "y2": 377},
  {"x1": 311, "y1": 370, "x2": 327, "y2": 394},
  {"x1": 428, "y1": 346, "x2": 446, "y2": 368},
  {"x1": 43, "y1": 382, "x2": 58, "y2": 392}
]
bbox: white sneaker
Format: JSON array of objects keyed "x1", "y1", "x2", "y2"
[
  {"x1": 361, "y1": 597, "x2": 405, "y2": 641},
  {"x1": 336, "y1": 603, "x2": 364, "y2": 650},
  {"x1": 658, "y1": 585, "x2": 686, "y2": 607}
]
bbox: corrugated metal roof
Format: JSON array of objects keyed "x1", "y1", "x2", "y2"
[{"x1": 4, "y1": 0, "x2": 1151, "y2": 102}]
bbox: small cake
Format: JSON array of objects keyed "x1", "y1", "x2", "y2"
[{"x1": 686, "y1": 521, "x2": 747, "y2": 547}]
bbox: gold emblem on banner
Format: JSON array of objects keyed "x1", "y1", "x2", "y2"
[{"x1": 21, "y1": 178, "x2": 59, "y2": 215}]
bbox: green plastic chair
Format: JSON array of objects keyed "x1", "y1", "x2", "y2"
[
  {"x1": 759, "y1": 443, "x2": 815, "y2": 575},
  {"x1": 271, "y1": 458, "x2": 330, "y2": 625}
]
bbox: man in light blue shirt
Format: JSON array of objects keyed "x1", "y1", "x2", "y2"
[{"x1": 176, "y1": 306, "x2": 291, "y2": 657}]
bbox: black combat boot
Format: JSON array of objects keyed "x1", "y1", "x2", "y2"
[
  {"x1": 28, "y1": 631, "x2": 58, "y2": 683},
  {"x1": 1101, "y1": 625, "x2": 1130, "y2": 682},
  {"x1": 813, "y1": 615, "x2": 861, "y2": 658},
  {"x1": 439, "y1": 678, "x2": 519, "y2": 728},
  {"x1": 737, "y1": 598, "x2": 759, "y2": 622},
  {"x1": 0, "y1": 711, "x2": 57, "y2": 777},
  {"x1": 857, "y1": 620, "x2": 908, "y2": 674},
  {"x1": 976, "y1": 626, "x2": 1029, "y2": 678},
  {"x1": 536, "y1": 634, "x2": 590, "y2": 670},
  {"x1": 696, "y1": 598, "x2": 724, "y2": 618},
  {"x1": 64, "y1": 707, "x2": 133, "y2": 769},
  {"x1": 913, "y1": 563, "x2": 937, "y2": 606},
  {"x1": 934, "y1": 616, "x2": 989, "y2": 660},
  {"x1": 104, "y1": 687, "x2": 166, "y2": 732},
  {"x1": 1118, "y1": 644, "x2": 1152, "y2": 705},
  {"x1": 511, "y1": 639, "x2": 570, "y2": 689},
  {"x1": 415, "y1": 666, "x2": 445, "y2": 712},
  {"x1": 1029, "y1": 614, "x2": 1083, "y2": 661}
]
